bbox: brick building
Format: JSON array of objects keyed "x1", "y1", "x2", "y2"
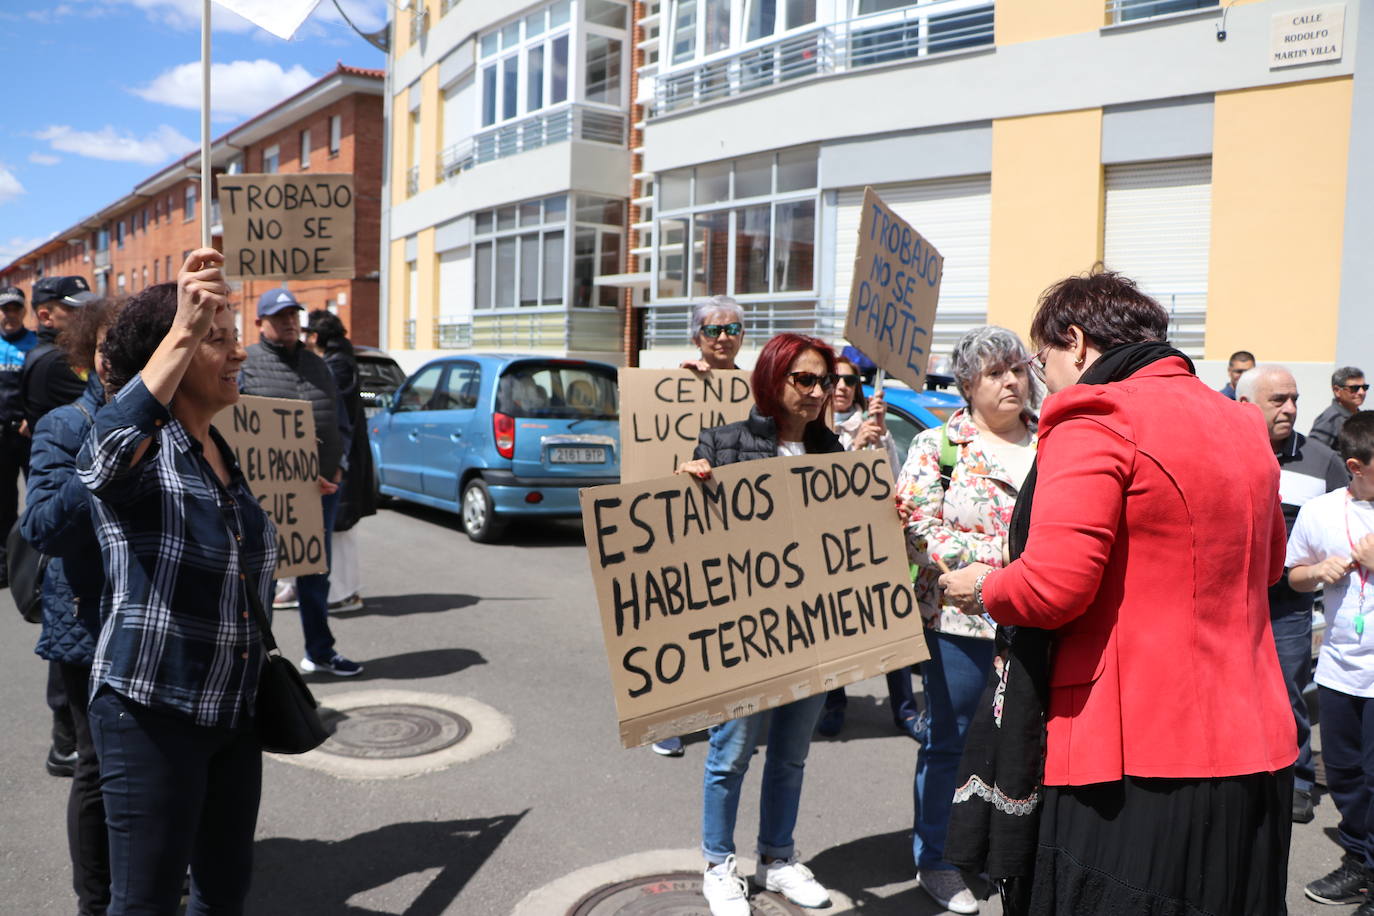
[{"x1": 0, "y1": 64, "x2": 385, "y2": 347}]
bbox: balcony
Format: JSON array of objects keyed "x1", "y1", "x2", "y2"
[
  {"x1": 652, "y1": 0, "x2": 994, "y2": 116},
  {"x1": 406, "y1": 166, "x2": 420, "y2": 198},
  {"x1": 435, "y1": 319, "x2": 473, "y2": 348},
  {"x1": 409, "y1": 6, "x2": 429, "y2": 46},
  {"x1": 1105, "y1": 0, "x2": 1217, "y2": 24},
  {"x1": 436, "y1": 104, "x2": 628, "y2": 183}
]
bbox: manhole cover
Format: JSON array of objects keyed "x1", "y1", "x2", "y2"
[
  {"x1": 568, "y1": 872, "x2": 804, "y2": 915},
  {"x1": 318, "y1": 704, "x2": 471, "y2": 759}
]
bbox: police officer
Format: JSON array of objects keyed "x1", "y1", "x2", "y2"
[
  {"x1": 0, "y1": 286, "x2": 37, "y2": 584},
  {"x1": 20, "y1": 276, "x2": 95, "y2": 427}
]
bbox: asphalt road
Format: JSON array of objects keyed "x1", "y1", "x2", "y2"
[{"x1": 0, "y1": 501, "x2": 1357, "y2": 915}]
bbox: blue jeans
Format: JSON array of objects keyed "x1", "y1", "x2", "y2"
[
  {"x1": 297, "y1": 489, "x2": 340, "y2": 664},
  {"x1": 1319, "y1": 687, "x2": 1374, "y2": 868},
  {"x1": 913, "y1": 630, "x2": 995, "y2": 870},
  {"x1": 88, "y1": 688, "x2": 261, "y2": 915},
  {"x1": 702, "y1": 694, "x2": 827, "y2": 864},
  {"x1": 1271, "y1": 607, "x2": 1314, "y2": 792}
]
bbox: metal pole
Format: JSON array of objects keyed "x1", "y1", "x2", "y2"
[{"x1": 200, "y1": 0, "x2": 213, "y2": 249}]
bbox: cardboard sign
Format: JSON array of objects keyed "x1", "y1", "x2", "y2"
[
  {"x1": 581, "y1": 449, "x2": 929, "y2": 748},
  {"x1": 217, "y1": 173, "x2": 355, "y2": 281},
  {"x1": 844, "y1": 187, "x2": 943, "y2": 391},
  {"x1": 214, "y1": 395, "x2": 328, "y2": 579},
  {"x1": 618, "y1": 369, "x2": 753, "y2": 483}
]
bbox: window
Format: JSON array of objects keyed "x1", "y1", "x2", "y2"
[
  {"x1": 117, "y1": 273, "x2": 126, "y2": 291},
  {"x1": 141, "y1": 266, "x2": 148, "y2": 288},
  {"x1": 165, "y1": 256, "x2": 172, "y2": 282},
  {"x1": 476, "y1": 1, "x2": 584, "y2": 129},
  {"x1": 153, "y1": 260, "x2": 159, "y2": 284},
  {"x1": 329, "y1": 115, "x2": 342, "y2": 156},
  {"x1": 654, "y1": 148, "x2": 818, "y2": 301},
  {"x1": 116, "y1": 220, "x2": 125, "y2": 248},
  {"x1": 496, "y1": 363, "x2": 618, "y2": 419},
  {"x1": 435, "y1": 362, "x2": 481, "y2": 409},
  {"x1": 585, "y1": 0, "x2": 628, "y2": 29},
  {"x1": 184, "y1": 184, "x2": 197, "y2": 220},
  {"x1": 299, "y1": 129, "x2": 311, "y2": 167},
  {"x1": 395, "y1": 364, "x2": 444, "y2": 411},
  {"x1": 584, "y1": 36, "x2": 622, "y2": 105},
  {"x1": 262, "y1": 144, "x2": 280, "y2": 173}
]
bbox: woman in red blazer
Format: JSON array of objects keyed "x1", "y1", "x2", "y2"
[{"x1": 941, "y1": 270, "x2": 1295, "y2": 914}]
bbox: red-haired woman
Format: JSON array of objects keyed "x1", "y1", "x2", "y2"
[{"x1": 676, "y1": 333, "x2": 842, "y2": 916}]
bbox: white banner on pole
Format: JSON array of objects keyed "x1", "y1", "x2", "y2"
[{"x1": 213, "y1": 0, "x2": 324, "y2": 39}]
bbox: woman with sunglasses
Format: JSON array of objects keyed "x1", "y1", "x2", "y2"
[
  {"x1": 894, "y1": 325, "x2": 1038, "y2": 913},
  {"x1": 940, "y1": 271, "x2": 1292, "y2": 914},
  {"x1": 816, "y1": 356, "x2": 910, "y2": 739},
  {"x1": 676, "y1": 333, "x2": 842, "y2": 916},
  {"x1": 681, "y1": 296, "x2": 745, "y2": 371}
]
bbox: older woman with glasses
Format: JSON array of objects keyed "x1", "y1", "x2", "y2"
[
  {"x1": 676, "y1": 333, "x2": 843, "y2": 916},
  {"x1": 681, "y1": 295, "x2": 745, "y2": 371},
  {"x1": 897, "y1": 326, "x2": 1039, "y2": 914}
]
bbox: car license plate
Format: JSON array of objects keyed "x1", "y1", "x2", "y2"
[{"x1": 550, "y1": 446, "x2": 606, "y2": 464}]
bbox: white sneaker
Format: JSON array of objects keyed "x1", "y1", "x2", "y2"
[
  {"x1": 703, "y1": 855, "x2": 750, "y2": 916},
  {"x1": 918, "y1": 867, "x2": 979, "y2": 914},
  {"x1": 327, "y1": 592, "x2": 365, "y2": 613},
  {"x1": 754, "y1": 854, "x2": 830, "y2": 908}
]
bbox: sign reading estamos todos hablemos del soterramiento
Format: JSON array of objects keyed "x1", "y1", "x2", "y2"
[
  {"x1": 213, "y1": 395, "x2": 328, "y2": 579},
  {"x1": 581, "y1": 450, "x2": 929, "y2": 748},
  {"x1": 618, "y1": 369, "x2": 753, "y2": 484},
  {"x1": 845, "y1": 186, "x2": 943, "y2": 391},
  {"x1": 217, "y1": 173, "x2": 355, "y2": 281}
]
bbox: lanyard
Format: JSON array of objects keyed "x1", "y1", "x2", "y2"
[{"x1": 1346, "y1": 490, "x2": 1371, "y2": 634}]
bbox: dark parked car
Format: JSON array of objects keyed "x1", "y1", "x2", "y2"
[
  {"x1": 356, "y1": 346, "x2": 407, "y2": 418},
  {"x1": 370, "y1": 354, "x2": 620, "y2": 542}
]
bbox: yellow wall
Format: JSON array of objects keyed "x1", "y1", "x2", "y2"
[
  {"x1": 388, "y1": 238, "x2": 408, "y2": 347},
  {"x1": 390, "y1": 94, "x2": 411, "y2": 208},
  {"x1": 996, "y1": 0, "x2": 1103, "y2": 45},
  {"x1": 1206, "y1": 77, "x2": 1353, "y2": 362},
  {"x1": 987, "y1": 108, "x2": 1104, "y2": 339},
  {"x1": 416, "y1": 228, "x2": 438, "y2": 348},
  {"x1": 419, "y1": 67, "x2": 441, "y2": 194}
]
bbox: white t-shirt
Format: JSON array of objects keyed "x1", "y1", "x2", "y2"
[
  {"x1": 979, "y1": 433, "x2": 1036, "y2": 492},
  {"x1": 777, "y1": 440, "x2": 805, "y2": 457},
  {"x1": 1287, "y1": 488, "x2": 1374, "y2": 697}
]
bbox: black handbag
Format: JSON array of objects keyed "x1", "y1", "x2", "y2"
[
  {"x1": 243, "y1": 580, "x2": 330, "y2": 754},
  {"x1": 8, "y1": 519, "x2": 49, "y2": 624}
]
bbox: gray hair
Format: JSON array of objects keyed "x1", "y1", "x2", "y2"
[
  {"x1": 1235, "y1": 364, "x2": 1294, "y2": 403},
  {"x1": 689, "y1": 296, "x2": 744, "y2": 343},
  {"x1": 1333, "y1": 366, "x2": 1366, "y2": 388},
  {"x1": 950, "y1": 325, "x2": 1041, "y2": 408}
]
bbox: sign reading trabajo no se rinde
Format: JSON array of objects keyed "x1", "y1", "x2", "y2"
[{"x1": 217, "y1": 173, "x2": 355, "y2": 281}]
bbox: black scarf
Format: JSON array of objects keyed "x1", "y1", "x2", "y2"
[{"x1": 944, "y1": 341, "x2": 1192, "y2": 914}]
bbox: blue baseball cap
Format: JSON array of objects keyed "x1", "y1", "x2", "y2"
[{"x1": 256, "y1": 288, "x2": 301, "y2": 318}]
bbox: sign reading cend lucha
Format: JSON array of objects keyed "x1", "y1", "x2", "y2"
[
  {"x1": 617, "y1": 369, "x2": 754, "y2": 484},
  {"x1": 581, "y1": 450, "x2": 929, "y2": 748},
  {"x1": 844, "y1": 186, "x2": 943, "y2": 391},
  {"x1": 214, "y1": 395, "x2": 328, "y2": 579},
  {"x1": 216, "y1": 173, "x2": 356, "y2": 281}
]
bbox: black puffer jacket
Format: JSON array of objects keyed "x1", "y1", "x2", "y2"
[
  {"x1": 322, "y1": 341, "x2": 376, "y2": 531},
  {"x1": 240, "y1": 339, "x2": 345, "y2": 481},
  {"x1": 694, "y1": 407, "x2": 843, "y2": 466}
]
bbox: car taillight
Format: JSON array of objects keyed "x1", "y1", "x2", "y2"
[{"x1": 493, "y1": 411, "x2": 515, "y2": 459}]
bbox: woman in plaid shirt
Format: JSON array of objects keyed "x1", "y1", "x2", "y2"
[{"x1": 79, "y1": 249, "x2": 277, "y2": 915}]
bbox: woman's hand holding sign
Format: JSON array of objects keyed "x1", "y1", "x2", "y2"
[{"x1": 676, "y1": 458, "x2": 714, "y2": 480}]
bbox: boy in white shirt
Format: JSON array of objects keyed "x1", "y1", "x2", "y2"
[{"x1": 1290, "y1": 411, "x2": 1374, "y2": 909}]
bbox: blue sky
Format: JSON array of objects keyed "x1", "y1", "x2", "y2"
[{"x1": 0, "y1": 0, "x2": 389, "y2": 267}]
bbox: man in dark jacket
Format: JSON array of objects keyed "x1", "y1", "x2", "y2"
[
  {"x1": 0, "y1": 286, "x2": 38, "y2": 584},
  {"x1": 240, "y1": 288, "x2": 361, "y2": 676},
  {"x1": 1310, "y1": 366, "x2": 1367, "y2": 449},
  {"x1": 20, "y1": 276, "x2": 94, "y2": 426}
]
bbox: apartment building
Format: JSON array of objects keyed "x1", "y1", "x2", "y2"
[{"x1": 0, "y1": 65, "x2": 385, "y2": 347}]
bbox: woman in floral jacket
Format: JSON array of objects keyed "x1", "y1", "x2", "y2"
[{"x1": 896, "y1": 326, "x2": 1039, "y2": 915}]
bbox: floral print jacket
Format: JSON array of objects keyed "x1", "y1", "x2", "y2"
[{"x1": 896, "y1": 407, "x2": 1038, "y2": 640}]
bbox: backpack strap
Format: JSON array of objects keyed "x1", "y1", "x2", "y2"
[{"x1": 938, "y1": 418, "x2": 958, "y2": 491}]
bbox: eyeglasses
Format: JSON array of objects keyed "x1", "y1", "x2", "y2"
[
  {"x1": 1342, "y1": 384, "x2": 1370, "y2": 393},
  {"x1": 699, "y1": 322, "x2": 743, "y2": 339},
  {"x1": 1024, "y1": 347, "x2": 1050, "y2": 383},
  {"x1": 835, "y1": 373, "x2": 861, "y2": 389},
  {"x1": 787, "y1": 371, "x2": 838, "y2": 392}
]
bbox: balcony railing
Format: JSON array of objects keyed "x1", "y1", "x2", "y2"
[
  {"x1": 1105, "y1": 0, "x2": 1217, "y2": 24},
  {"x1": 409, "y1": 6, "x2": 429, "y2": 45},
  {"x1": 406, "y1": 166, "x2": 420, "y2": 198},
  {"x1": 436, "y1": 104, "x2": 627, "y2": 182},
  {"x1": 404, "y1": 318, "x2": 417, "y2": 349},
  {"x1": 653, "y1": 0, "x2": 994, "y2": 116},
  {"x1": 435, "y1": 320, "x2": 473, "y2": 348}
]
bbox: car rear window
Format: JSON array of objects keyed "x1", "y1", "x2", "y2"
[
  {"x1": 358, "y1": 357, "x2": 407, "y2": 392},
  {"x1": 496, "y1": 363, "x2": 618, "y2": 419}
]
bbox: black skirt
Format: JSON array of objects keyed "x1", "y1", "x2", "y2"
[{"x1": 1029, "y1": 769, "x2": 1293, "y2": 916}]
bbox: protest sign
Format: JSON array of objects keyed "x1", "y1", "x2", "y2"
[
  {"x1": 844, "y1": 187, "x2": 943, "y2": 391},
  {"x1": 581, "y1": 449, "x2": 928, "y2": 748},
  {"x1": 618, "y1": 369, "x2": 753, "y2": 483},
  {"x1": 214, "y1": 395, "x2": 327, "y2": 578},
  {"x1": 217, "y1": 173, "x2": 355, "y2": 281}
]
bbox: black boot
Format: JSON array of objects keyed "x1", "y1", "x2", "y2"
[{"x1": 1306, "y1": 853, "x2": 1370, "y2": 905}]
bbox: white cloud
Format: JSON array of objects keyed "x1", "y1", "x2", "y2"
[
  {"x1": 132, "y1": 59, "x2": 318, "y2": 118},
  {"x1": 0, "y1": 235, "x2": 52, "y2": 265},
  {"x1": 82, "y1": 0, "x2": 386, "y2": 35},
  {"x1": 28, "y1": 152, "x2": 61, "y2": 166},
  {"x1": 34, "y1": 124, "x2": 196, "y2": 166},
  {"x1": 0, "y1": 167, "x2": 25, "y2": 205}
]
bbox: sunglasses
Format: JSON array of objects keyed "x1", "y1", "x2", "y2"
[
  {"x1": 834, "y1": 373, "x2": 861, "y2": 388},
  {"x1": 699, "y1": 322, "x2": 743, "y2": 338},
  {"x1": 787, "y1": 371, "x2": 838, "y2": 392},
  {"x1": 1342, "y1": 384, "x2": 1370, "y2": 393}
]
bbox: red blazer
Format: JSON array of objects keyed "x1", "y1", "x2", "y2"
[{"x1": 983, "y1": 357, "x2": 1296, "y2": 786}]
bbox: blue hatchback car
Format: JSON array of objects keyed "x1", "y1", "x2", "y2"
[
  {"x1": 369, "y1": 354, "x2": 620, "y2": 542},
  {"x1": 875, "y1": 379, "x2": 966, "y2": 460}
]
